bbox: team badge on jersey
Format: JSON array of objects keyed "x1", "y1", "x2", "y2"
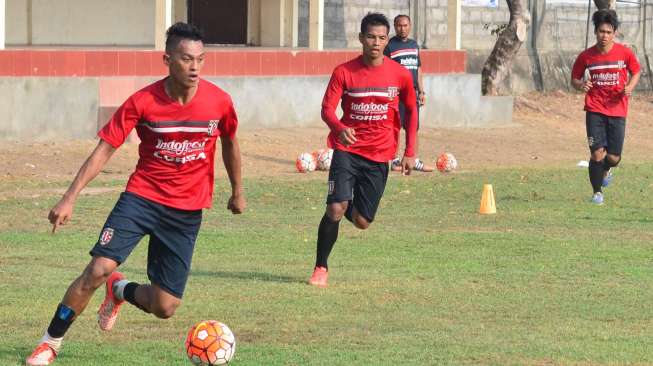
[
  {"x1": 387, "y1": 87, "x2": 399, "y2": 100},
  {"x1": 207, "y1": 120, "x2": 219, "y2": 136},
  {"x1": 99, "y1": 228, "x2": 114, "y2": 246}
]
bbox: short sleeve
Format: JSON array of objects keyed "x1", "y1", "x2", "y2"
[
  {"x1": 219, "y1": 97, "x2": 239, "y2": 140},
  {"x1": 571, "y1": 52, "x2": 587, "y2": 81},
  {"x1": 626, "y1": 47, "x2": 641, "y2": 75},
  {"x1": 97, "y1": 96, "x2": 140, "y2": 148}
]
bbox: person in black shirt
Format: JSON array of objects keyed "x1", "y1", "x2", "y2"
[{"x1": 385, "y1": 14, "x2": 433, "y2": 172}]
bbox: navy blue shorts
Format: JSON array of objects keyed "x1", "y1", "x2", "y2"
[
  {"x1": 326, "y1": 150, "x2": 389, "y2": 222},
  {"x1": 90, "y1": 192, "x2": 202, "y2": 299},
  {"x1": 586, "y1": 111, "x2": 626, "y2": 155}
]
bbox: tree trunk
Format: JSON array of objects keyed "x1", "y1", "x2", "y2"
[
  {"x1": 593, "y1": 0, "x2": 616, "y2": 10},
  {"x1": 481, "y1": 0, "x2": 531, "y2": 96}
]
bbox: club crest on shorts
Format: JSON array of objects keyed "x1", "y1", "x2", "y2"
[
  {"x1": 588, "y1": 136, "x2": 595, "y2": 147},
  {"x1": 207, "y1": 120, "x2": 219, "y2": 136},
  {"x1": 387, "y1": 86, "x2": 399, "y2": 100},
  {"x1": 328, "y1": 180, "x2": 335, "y2": 195},
  {"x1": 99, "y1": 228, "x2": 114, "y2": 246}
]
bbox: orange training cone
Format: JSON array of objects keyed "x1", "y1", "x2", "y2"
[{"x1": 479, "y1": 184, "x2": 496, "y2": 214}]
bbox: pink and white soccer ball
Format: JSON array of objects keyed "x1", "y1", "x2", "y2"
[
  {"x1": 436, "y1": 153, "x2": 458, "y2": 173},
  {"x1": 296, "y1": 152, "x2": 317, "y2": 173},
  {"x1": 316, "y1": 149, "x2": 334, "y2": 171}
]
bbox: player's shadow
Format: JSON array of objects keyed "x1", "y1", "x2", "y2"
[{"x1": 191, "y1": 270, "x2": 304, "y2": 284}]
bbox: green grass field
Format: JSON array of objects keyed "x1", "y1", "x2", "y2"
[{"x1": 2, "y1": 163, "x2": 653, "y2": 365}]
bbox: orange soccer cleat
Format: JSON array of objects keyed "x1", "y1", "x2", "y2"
[
  {"x1": 308, "y1": 266, "x2": 329, "y2": 288},
  {"x1": 97, "y1": 271, "x2": 126, "y2": 331},
  {"x1": 26, "y1": 342, "x2": 58, "y2": 366}
]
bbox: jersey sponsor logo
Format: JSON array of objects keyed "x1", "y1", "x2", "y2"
[
  {"x1": 207, "y1": 120, "x2": 218, "y2": 136},
  {"x1": 155, "y1": 138, "x2": 207, "y2": 155},
  {"x1": 99, "y1": 227, "x2": 114, "y2": 246},
  {"x1": 350, "y1": 102, "x2": 389, "y2": 114},
  {"x1": 154, "y1": 151, "x2": 207, "y2": 164},
  {"x1": 349, "y1": 114, "x2": 388, "y2": 121},
  {"x1": 399, "y1": 58, "x2": 419, "y2": 66},
  {"x1": 154, "y1": 138, "x2": 209, "y2": 164},
  {"x1": 591, "y1": 71, "x2": 621, "y2": 86}
]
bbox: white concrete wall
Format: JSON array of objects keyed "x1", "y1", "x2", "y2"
[
  {"x1": 0, "y1": 75, "x2": 512, "y2": 141},
  {"x1": 6, "y1": 0, "x2": 154, "y2": 46}
]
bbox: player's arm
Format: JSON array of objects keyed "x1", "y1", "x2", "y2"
[
  {"x1": 48, "y1": 140, "x2": 116, "y2": 233},
  {"x1": 570, "y1": 54, "x2": 592, "y2": 92},
  {"x1": 322, "y1": 68, "x2": 356, "y2": 146},
  {"x1": 624, "y1": 71, "x2": 641, "y2": 96},
  {"x1": 399, "y1": 75, "x2": 418, "y2": 175},
  {"x1": 417, "y1": 67, "x2": 426, "y2": 106},
  {"x1": 221, "y1": 135, "x2": 246, "y2": 215}
]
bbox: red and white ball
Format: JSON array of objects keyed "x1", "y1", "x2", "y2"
[
  {"x1": 316, "y1": 148, "x2": 334, "y2": 171},
  {"x1": 185, "y1": 320, "x2": 236, "y2": 365},
  {"x1": 296, "y1": 152, "x2": 317, "y2": 173},
  {"x1": 436, "y1": 153, "x2": 458, "y2": 173}
]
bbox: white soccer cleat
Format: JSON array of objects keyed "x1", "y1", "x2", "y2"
[
  {"x1": 26, "y1": 343, "x2": 57, "y2": 366},
  {"x1": 97, "y1": 271, "x2": 126, "y2": 331}
]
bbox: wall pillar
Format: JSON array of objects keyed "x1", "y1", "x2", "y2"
[
  {"x1": 155, "y1": 0, "x2": 173, "y2": 50},
  {"x1": 0, "y1": 0, "x2": 5, "y2": 49},
  {"x1": 447, "y1": 0, "x2": 461, "y2": 50},
  {"x1": 309, "y1": 0, "x2": 324, "y2": 50}
]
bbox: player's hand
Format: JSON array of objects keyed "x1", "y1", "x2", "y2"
[
  {"x1": 338, "y1": 128, "x2": 357, "y2": 146},
  {"x1": 227, "y1": 193, "x2": 246, "y2": 214},
  {"x1": 418, "y1": 92, "x2": 426, "y2": 106},
  {"x1": 48, "y1": 197, "x2": 74, "y2": 233},
  {"x1": 582, "y1": 80, "x2": 593, "y2": 92},
  {"x1": 623, "y1": 85, "x2": 634, "y2": 96},
  {"x1": 401, "y1": 156, "x2": 416, "y2": 176}
]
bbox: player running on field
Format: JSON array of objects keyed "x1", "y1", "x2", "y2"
[
  {"x1": 571, "y1": 9, "x2": 641, "y2": 205},
  {"x1": 26, "y1": 23, "x2": 246, "y2": 366},
  {"x1": 385, "y1": 14, "x2": 434, "y2": 172},
  {"x1": 308, "y1": 12, "x2": 418, "y2": 288}
]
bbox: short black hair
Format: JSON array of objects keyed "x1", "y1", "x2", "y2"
[
  {"x1": 592, "y1": 9, "x2": 619, "y2": 32},
  {"x1": 165, "y1": 22, "x2": 204, "y2": 53},
  {"x1": 360, "y1": 12, "x2": 390, "y2": 34},
  {"x1": 394, "y1": 14, "x2": 411, "y2": 23}
]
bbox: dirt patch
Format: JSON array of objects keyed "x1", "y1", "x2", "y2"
[{"x1": 2, "y1": 91, "x2": 653, "y2": 191}]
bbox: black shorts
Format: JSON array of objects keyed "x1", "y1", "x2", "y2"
[
  {"x1": 90, "y1": 192, "x2": 202, "y2": 299},
  {"x1": 326, "y1": 150, "x2": 389, "y2": 222},
  {"x1": 586, "y1": 111, "x2": 626, "y2": 155},
  {"x1": 399, "y1": 89, "x2": 420, "y2": 130}
]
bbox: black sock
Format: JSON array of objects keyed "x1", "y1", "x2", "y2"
[
  {"x1": 589, "y1": 160, "x2": 604, "y2": 193},
  {"x1": 315, "y1": 214, "x2": 340, "y2": 269},
  {"x1": 46, "y1": 303, "x2": 76, "y2": 338},
  {"x1": 123, "y1": 282, "x2": 150, "y2": 313}
]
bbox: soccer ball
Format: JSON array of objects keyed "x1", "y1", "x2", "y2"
[
  {"x1": 436, "y1": 153, "x2": 458, "y2": 173},
  {"x1": 296, "y1": 152, "x2": 317, "y2": 173},
  {"x1": 185, "y1": 320, "x2": 236, "y2": 365},
  {"x1": 316, "y1": 148, "x2": 334, "y2": 171}
]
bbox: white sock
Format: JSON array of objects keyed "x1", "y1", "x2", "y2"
[
  {"x1": 113, "y1": 279, "x2": 130, "y2": 301},
  {"x1": 40, "y1": 332, "x2": 63, "y2": 354}
]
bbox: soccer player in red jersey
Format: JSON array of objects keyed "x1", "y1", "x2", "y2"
[
  {"x1": 26, "y1": 23, "x2": 246, "y2": 365},
  {"x1": 308, "y1": 13, "x2": 418, "y2": 288},
  {"x1": 571, "y1": 10, "x2": 641, "y2": 205}
]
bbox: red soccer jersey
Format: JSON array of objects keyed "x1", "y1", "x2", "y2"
[
  {"x1": 98, "y1": 78, "x2": 238, "y2": 210},
  {"x1": 321, "y1": 56, "x2": 417, "y2": 162},
  {"x1": 571, "y1": 43, "x2": 641, "y2": 117}
]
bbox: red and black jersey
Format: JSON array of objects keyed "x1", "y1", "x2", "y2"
[
  {"x1": 321, "y1": 56, "x2": 417, "y2": 162},
  {"x1": 98, "y1": 78, "x2": 238, "y2": 210},
  {"x1": 571, "y1": 43, "x2": 641, "y2": 117}
]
